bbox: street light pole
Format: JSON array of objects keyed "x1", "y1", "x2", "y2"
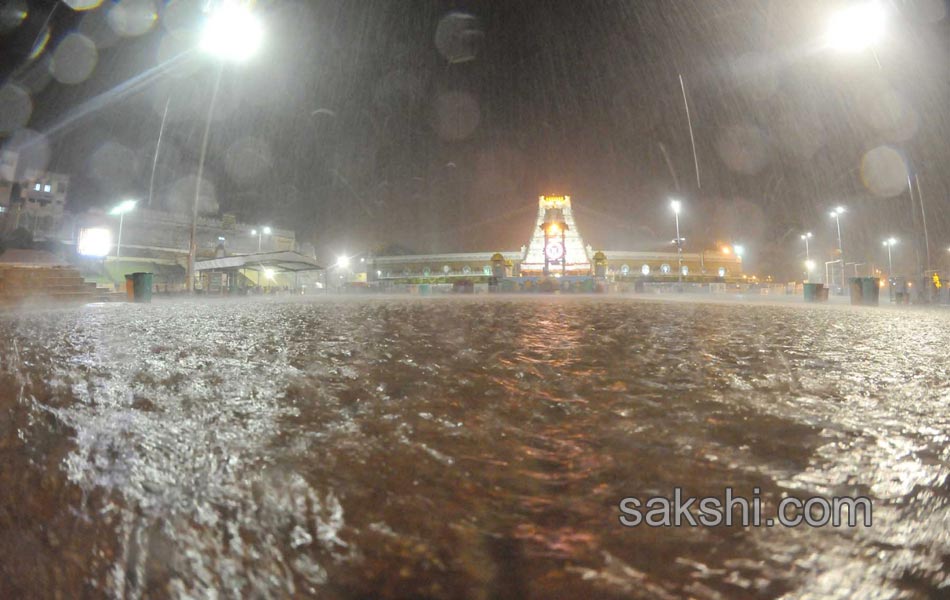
[
  {"x1": 187, "y1": 63, "x2": 224, "y2": 293},
  {"x1": 110, "y1": 199, "x2": 137, "y2": 259},
  {"x1": 883, "y1": 237, "x2": 897, "y2": 280},
  {"x1": 671, "y1": 199, "x2": 683, "y2": 283},
  {"x1": 185, "y1": 2, "x2": 263, "y2": 293},
  {"x1": 117, "y1": 211, "x2": 126, "y2": 258},
  {"x1": 830, "y1": 207, "x2": 845, "y2": 291}
]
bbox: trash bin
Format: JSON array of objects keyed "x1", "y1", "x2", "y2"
[
  {"x1": 818, "y1": 287, "x2": 829, "y2": 302},
  {"x1": 124, "y1": 274, "x2": 135, "y2": 301},
  {"x1": 131, "y1": 272, "x2": 153, "y2": 303},
  {"x1": 861, "y1": 277, "x2": 880, "y2": 306},
  {"x1": 803, "y1": 282, "x2": 822, "y2": 302},
  {"x1": 848, "y1": 277, "x2": 863, "y2": 305}
]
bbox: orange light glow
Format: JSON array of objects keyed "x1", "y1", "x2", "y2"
[
  {"x1": 540, "y1": 195, "x2": 569, "y2": 208},
  {"x1": 721, "y1": 246, "x2": 731, "y2": 254},
  {"x1": 547, "y1": 224, "x2": 562, "y2": 236}
]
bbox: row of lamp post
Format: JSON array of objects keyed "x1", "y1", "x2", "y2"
[
  {"x1": 800, "y1": 206, "x2": 903, "y2": 290},
  {"x1": 668, "y1": 198, "x2": 744, "y2": 280}
]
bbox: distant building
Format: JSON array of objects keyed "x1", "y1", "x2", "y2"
[
  {"x1": 0, "y1": 151, "x2": 71, "y2": 238},
  {"x1": 0, "y1": 150, "x2": 19, "y2": 221},
  {"x1": 67, "y1": 207, "x2": 296, "y2": 262}
]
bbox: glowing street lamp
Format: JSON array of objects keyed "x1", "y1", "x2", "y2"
[
  {"x1": 187, "y1": 2, "x2": 264, "y2": 292},
  {"x1": 800, "y1": 231, "x2": 813, "y2": 261},
  {"x1": 336, "y1": 255, "x2": 351, "y2": 269},
  {"x1": 251, "y1": 226, "x2": 272, "y2": 252},
  {"x1": 883, "y1": 237, "x2": 898, "y2": 277},
  {"x1": 670, "y1": 199, "x2": 683, "y2": 282},
  {"x1": 200, "y1": 1, "x2": 264, "y2": 62},
  {"x1": 109, "y1": 199, "x2": 137, "y2": 258},
  {"x1": 733, "y1": 244, "x2": 745, "y2": 260},
  {"x1": 825, "y1": 1, "x2": 885, "y2": 53}
]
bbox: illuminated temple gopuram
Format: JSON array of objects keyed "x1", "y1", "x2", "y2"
[{"x1": 367, "y1": 195, "x2": 742, "y2": 285}]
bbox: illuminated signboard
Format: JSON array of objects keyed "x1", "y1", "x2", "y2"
[
  {"x1": 77, "y1": 227, "x2": 112, "y2": 257},
  {"x1": 545, "y1": 241, "x2": 564, "y2": 261}
]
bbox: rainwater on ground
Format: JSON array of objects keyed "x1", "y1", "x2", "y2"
[{"x1": 1, "y1": 295, "x2": 947, "y2": 599}]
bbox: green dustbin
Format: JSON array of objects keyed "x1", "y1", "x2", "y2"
[
  {"x1": 848, "y1": 277, "x2": 863, "y2": 305},
  {"x1": 803, "y1": 282, "x2": 822, "y2": 302},
  {"x1": 861, "y1": 277, "x2": 880, "y2": 306},
  {"x1": 131, "y1": 272, "x2": 153, "y2": 303}
]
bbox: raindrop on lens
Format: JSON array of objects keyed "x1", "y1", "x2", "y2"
[
  {"x1": 0, "y1": 0, "x2": 28, "y2": 35},
  {"x1": 434, "y1": 91, "x2": 480, "y2": 141},
  {"x1": 0, "y1": 84, "x2": 33, "y2": 134},
  {"x1": 63, "y1": 0, "x2": 103, "y2": 11},
  {"x1": 861, "y1": 146, "x2": 908, "y2": 198},
  {"x1": 107, "y1": 0, "x2": 157, "y2": 38},
  {"x1": 435, "y1": 12, "x2": 483, "y2": 64},
  {"x1": 2, "y1": 129, "x2": 50, "y2": 173},
  {"x1": 50, "y1": 33, "x2": 98, "y2": 84}
]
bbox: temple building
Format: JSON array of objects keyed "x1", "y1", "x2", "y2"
[{"x1": 367, "y1": 195, "x2": 742, "y2": 284}]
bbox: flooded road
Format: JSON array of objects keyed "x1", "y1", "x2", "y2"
[{"x1": 1, "y1": 296, "x2": 948, "y2": 599}]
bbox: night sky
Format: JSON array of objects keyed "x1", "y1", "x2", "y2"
[{"x1": 2, "y1": 0, "x2": 949, "y2": 277}]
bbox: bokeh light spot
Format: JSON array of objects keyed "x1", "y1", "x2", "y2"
[
  {"x1": 107, "y1": 0, "x2": 157, "y2": 37},
  {"x1": 0, "y1": 84, "x2": 33, "y2": 134},
  {"x1": 225, "y1": 137, "x2": 273, "y2": 185},
  {"x1": 50, "y1": 33, "x2": 98, "y2": 84},
  {"x1": 2, "y1": 129, "x2": 51, "y2": 173},
  {"x1": 90, "y1": 140, "x2": 140, "y2": 187},
  {"x1": 63, "y1": 0, "x2": 103, "y2": 11},
  {"x1": 716, "y1": 124, "x2": 770, "y2": 175},
  {"x1": 861, "y1": 145, "x2": 908, "y2": 197},
  {"x1": 435, "y1": 12, "x2": 483, "y2": 64},
  {"x1": 79, "y1": 6, "x2": 120, "y2": 49},
  {"x1": 434, "y1": 91, "x2": 480, "y2": 141},
  {"x1": 0, "y1": 0, "x2": 28, "y2": 35}
]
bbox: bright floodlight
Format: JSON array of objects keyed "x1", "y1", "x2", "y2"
[
  {"x1": 262, "y1": 226, "x2": 272, "y2": 235},
  {"x1": 830, "y1": 206, "x2": 845, "y2": 218},
  {"x1": 734, "y1": 244, "x2": 745, "y2": 258},
  {"x1": 801, "y1": 232, "x2": 812, "y2": 240},
  {"x1": 336, "y1": 255, "x2": 351, "y2": 269},
  {"x1": 200, "y1": 2, "x2": 263, "y2": 62},
  {"x1": 78, "y1": 227, "x2": 112, "y2": 257},
  {"x1": 670, "y1": 199, "x2": 682, "y2": 214},
  {"x1": 826, "y1": 2, "x2": 885, "y2": 53},
  {"x1": 883, "y1": 237, "x2": 897, "y2": 246},
  {"x1": 109, "y1": 199, "x2": 137, "y2": 215},
  {"x1": 263, "y1": 268, "x2": 275, "y2": 280},
  {"x1": 805, "y1": 259, "x2": 816, "y2": 271}
]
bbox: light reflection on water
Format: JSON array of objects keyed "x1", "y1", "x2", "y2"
[{"x1": 0, "y1": 296, "x2": 948, "y2": 598}]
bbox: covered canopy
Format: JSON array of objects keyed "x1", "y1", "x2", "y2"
[{"x1": 195, "y1": 251, "x2": 323, "y2": 273}]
